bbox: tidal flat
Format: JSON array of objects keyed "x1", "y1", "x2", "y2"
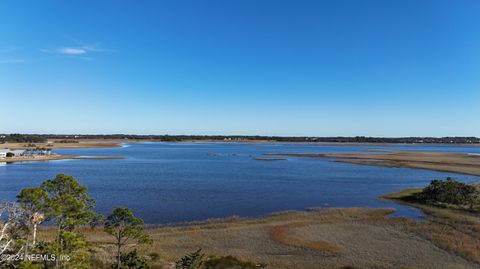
[{"x1": 266, "y1": 150, "x2": 480, "y2": 176}]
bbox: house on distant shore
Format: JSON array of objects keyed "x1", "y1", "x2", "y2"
[
  {"x1": 0, "y1": 148, "x2": 51, "y2": 158},
  {"x1": 0, "y1": 149, "x2": 23, "y2": 158},
  {"x1": 0, "y1": 149, "x2": 15, "y2": 158},
  {"x1": 23, "y1": 148, "x2": 52, "y2": 156},
  {"x1": 12, "y1": 150, "x2": 26, "y2": 156}
]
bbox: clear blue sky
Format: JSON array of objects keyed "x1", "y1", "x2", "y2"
[{"x1": 1, "y1": 0, "x2": 479, "y2": 136}]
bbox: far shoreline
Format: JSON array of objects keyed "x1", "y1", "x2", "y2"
[
  {"x1": 0, "y1": 154, "x2": 125, "y2": 164},
  {"x1": 2, "y1": 138, "x2": 480, "y2": 151},
  {"x1": 2, "y1": 140, "x2": 480, "y2": 167}
]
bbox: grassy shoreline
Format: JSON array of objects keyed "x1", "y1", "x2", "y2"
[
  {"x1": 381, "y1": 188, "x2": 480, "y2": 263},
  {"x1": 37, "y1": 206, "x2": 477, "y2": 269},
  {"x1": 266, "y1": 150, "x2": 480, "y2": 176}
]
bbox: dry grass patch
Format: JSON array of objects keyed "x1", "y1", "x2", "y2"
[
  {"x1": 33, "y1": 208, "x2": 480, "y2": 269},
  {"x1": 270, "y1": 222, "x2": 343, "y2": 254},
  {"x1": 266, "y1": 150, "x2": 480, "y2": 176},
  {"x1": 384, "y1": 187, "x2": 480, "y2": 264},
  {"x1": 390, "y1": 211, "x2": 480, "y2": 263}
]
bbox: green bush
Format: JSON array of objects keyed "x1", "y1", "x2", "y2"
[
  {"x1": 204, "y1": 255, "x2": 266, "y2": 269},
  {"x1": 417, "y1": 177, "x2": 479, "y2": 210},
  {"x1": 117, "y1": 249, "x2": 150, "y2": 269},
  {"x1": 176, "y1": 250, "x2": 267, "y2": 269},
  {"x1": 176, "y1": 249, "x2": 204, "y2": 269}
]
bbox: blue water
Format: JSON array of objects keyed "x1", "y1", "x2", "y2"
[{"x1": 0, "y1": 142, "x2": 479, "y2": 224}]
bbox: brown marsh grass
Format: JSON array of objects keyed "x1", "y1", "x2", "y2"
[{"x1": 35, "y1": 207, "x2": 480, "y2": 269}]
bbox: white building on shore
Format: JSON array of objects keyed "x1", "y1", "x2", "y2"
[
  {"x1": 12, "y1": 149, "x2": 26, "y2": 156},
  {"x1": 0, "y1": 149, "x2": 27, "y2": 158}
]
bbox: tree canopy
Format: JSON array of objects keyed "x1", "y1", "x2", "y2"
[
  {"x1": 40, "y1": 173, "x2": 97, "y2": 230},
  {"x1": 417, "y1": 177, "x2": 480, "y2": 210},
  {"x1": 105, "y1": 207, "x2": 151, "y2": 269}
]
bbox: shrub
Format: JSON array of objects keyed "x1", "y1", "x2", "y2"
[
  {"x1": 175, "y1": 250, "x2": 268, "y2": 269},
  {"x1": 149, "y1": 252, "x2": 160, "y2": 261},
  {"x1": 176, "y1": 249, "x2": 204, "y2": 269},
  {"x1": 417, "y1": 177, "x2": 479, "y2": 210},
  {"x1": 204, "y1": 255, "x2": 267, "y2": 269},
  {"x1": 118, "y1": 249, "x2": 150, "y2": 269}
]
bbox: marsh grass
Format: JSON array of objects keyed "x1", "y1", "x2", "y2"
[
  {"x1": 270, "y1": 222, "x2": 343, "y2": 254},
  {"x1": 32, "y1": 208, "x2": 479, "y2": 269},
  {"x1": 384, "y1": 188, "x2": 480, "y2": 263}
]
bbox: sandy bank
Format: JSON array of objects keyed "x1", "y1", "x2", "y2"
[
  {"x1": 1, "y1": 139, "x2": 126, "y2": 150},
  {"x1": 253, "y1": 157, "x2": 287, "y2": 161},
  {"x1": 0, "y1": 154, "x2": 125, "y2": 163},
  {"x1": 266, "y1": 151, "x2": 480, "y2": 176}
]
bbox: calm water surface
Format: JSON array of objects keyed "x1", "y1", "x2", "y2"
[{"x1": 1, "y1": 143, "x2": 479, "y2": 223}]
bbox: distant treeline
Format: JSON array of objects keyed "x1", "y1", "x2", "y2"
[
  {"x1": 0, "y1": 133, "x2": 47, "y2": 143},
  {"x1": 1, "y1": 134, "x2": 479, "y2": 144}
]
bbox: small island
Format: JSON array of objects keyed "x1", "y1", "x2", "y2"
[{"x1": 253, "y1": 157, "x2": 287, "y2": 161}]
